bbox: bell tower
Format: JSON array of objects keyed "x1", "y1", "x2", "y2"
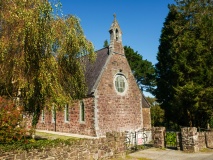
[{"x1": 109, "y1": 14, "x2": 124, "y2": 55}]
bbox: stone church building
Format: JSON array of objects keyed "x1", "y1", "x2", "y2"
[{"x1": 36, "y1": 16, "x2": 151, "y2": 137}]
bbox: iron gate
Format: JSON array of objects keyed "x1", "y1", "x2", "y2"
[
  {"x1": 165, "y1": 131, "x2": 178, "y2": 149},
  {"x1": 125, "y1": 129, "x2": 148, "y2": 150}
]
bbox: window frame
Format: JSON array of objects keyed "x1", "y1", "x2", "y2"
[
  {"x1": 41, "y1": 109, "x2": 45, "y2": 123},
  {"x1": 64, "y1": 104, "x2": 69, "y2": 123},
  {"x1": 114, "y1": 73, "x2": 128, "y2": 95},
  {"x1": 51, "y1": 105, "x2": 56, "y2": 123},
  {"x1": 80, "y1": 100, "x2": 85, "y2": 123}
]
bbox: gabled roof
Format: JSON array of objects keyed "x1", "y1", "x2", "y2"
[
  {"x1": 84, "y1": 47, "x2": 110, "y2": 95},
  {"x1": 142, "y1": 93, "x2": 151, "y2": 108},
  {"x1": 83, "y1": 46, "x2": 151, "y2": 109}
]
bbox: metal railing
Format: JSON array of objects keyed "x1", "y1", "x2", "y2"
[{"x1": 125, "y1": 128, "x2": 148, "y2": 150}]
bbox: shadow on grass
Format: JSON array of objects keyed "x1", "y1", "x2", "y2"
[{"x1": 0, "y1": 133, "x2": 79, "y2": 152}]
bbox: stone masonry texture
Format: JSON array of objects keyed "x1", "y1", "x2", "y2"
[
  {"x1": 0, "y1": 132, "x2": 126, "y2": 160},
  {"x1": 152, "y1": 127, "x2": 165, "y2": 148},
  {"x1": 152, "y1": 127, "x2": 213, "y2": 152},
  {"x1": 142, "y1": 108, "x2": 151, "y2": 130},
  {"x1": 95, "y1": 52, "x2": 143, "y2": 137},
  {"x1": 36, "y1": 97, "x2": 96, "y2": 136}
]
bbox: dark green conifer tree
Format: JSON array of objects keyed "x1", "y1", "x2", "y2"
[{"x1": 155, "y1": 0, "x2": 213, "y2": 128}]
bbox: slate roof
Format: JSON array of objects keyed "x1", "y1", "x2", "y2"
[
  {"x1": 84, "y1": 47, "x2": 109, "y2": 95},
  {"x1": 142, "y1": 94, "x2": 151, "y2": 108}
]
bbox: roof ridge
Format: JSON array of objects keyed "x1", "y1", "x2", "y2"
[{"x1": 95, "y1": 46, "x2": 109, "y2": 52}]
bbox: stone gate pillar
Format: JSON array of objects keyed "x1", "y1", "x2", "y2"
[
  {"x1": 181, "y1": 127, "x2": 199, "y2": 152},
  {"x1": 152, "y1": 127, "x2": 165, "y2": 148}
]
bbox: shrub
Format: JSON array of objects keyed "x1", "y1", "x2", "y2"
[{"x1": 0, "y1": 97, "x2": 27, "y2": 143}]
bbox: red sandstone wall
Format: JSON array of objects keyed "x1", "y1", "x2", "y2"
[
  {"x1": 114, "y1": 41, "x2": 124, "y2": 54},
  {"x1": 36, "y1": 97, "x2": 96, "y2": 136},
  {"x1": 142, "y1": 108, "x2": 151, "y2": 130},
  {"x1": 95, "y1": 52, "x2": 143, "y2": 136}
]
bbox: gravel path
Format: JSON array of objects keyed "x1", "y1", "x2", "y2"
[{"x1": 129, "y1": 148, "x2": 213, "y2": 160}]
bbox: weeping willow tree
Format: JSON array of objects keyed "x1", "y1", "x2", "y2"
[{"x1": 0, "y1": 0, "x2": 95, "y2": 127}]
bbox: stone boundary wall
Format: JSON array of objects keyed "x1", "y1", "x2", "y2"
[
  {"x1": 0, "y1": 132, "x2": 126, "y2": 160},
  {"x1": 205, "y1": 131, "x2": 213, "y2": 148},
  {"x1": 198, "y1": 132, "x2": 206, "y2": 149},
  {"x1": 152, "y1": 127, "x2": 213, "y2": 152}
]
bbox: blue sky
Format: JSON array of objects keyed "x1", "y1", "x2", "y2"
[
  {"x1": 58, "y1": 0, "x2": 175, "y2": 97},
  {"x1": 58, "y1": 0, "x2": 174, "y2": 65}
]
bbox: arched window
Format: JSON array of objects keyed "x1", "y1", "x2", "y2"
[{"x1": 114, "y1": 74, "x2": 127, "y2": 93}]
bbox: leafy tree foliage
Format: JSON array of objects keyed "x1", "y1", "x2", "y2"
[
  {"x1": 146, "y1": 97, "x2": 165, "y2": 127},
  {"x1": 124, "y1": 46, "x2": 156, "y2": 93},
  {"x1": 0, "y1": 0, "x2": 95, "y2": 127},
  {"x1": 155, "y1": 0, "x2": 213, "y2": 128}
]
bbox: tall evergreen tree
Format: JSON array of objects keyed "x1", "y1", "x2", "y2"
[
  {"x1": 124, "y1": 46, "x2": 156, "y2": 93},
  {"x1": 155, "y1": 0, "x2": 213, "y2": 128}
]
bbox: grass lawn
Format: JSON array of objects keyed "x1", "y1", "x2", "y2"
[
  {"x1": 35, "y1": 131, "x2": 80, "y2": 140},
  {"x1": 0, "y1": 131, "x2": 80, "y2": 152}
]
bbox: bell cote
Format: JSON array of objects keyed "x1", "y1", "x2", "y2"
[{"x1": 109, "y1": 14, "x2": 124, "y2": 55}]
